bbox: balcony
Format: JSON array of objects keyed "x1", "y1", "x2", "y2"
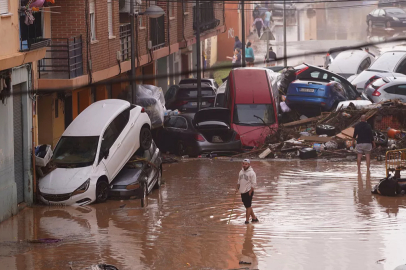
[
  {"x1": 193, "y1": 2, "x2": 220, "y2": 32},
  {"x1": 120, "y1": 23, "x2": 131, "y2": 62},
  {"x1": 150, "y1": 16, "x2": 166, "y2": 50},
  {"x1": 38, "y1": 36, "x2": 84, "y2": 79},
  {"x1": 20, "y1": 11, "x2": 51, "y2": 51}
]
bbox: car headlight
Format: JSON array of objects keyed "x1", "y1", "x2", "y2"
[
  {"x1": 72, "y1": 179, "x2": 90, "y2": 196},
  {"x1": 393, "y1": 17, "x2": 400, "y2": 21}
]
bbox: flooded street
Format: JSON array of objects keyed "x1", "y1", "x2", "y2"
[{"x1": 1, "y1": 159, "x2": 406, "y2": 270}]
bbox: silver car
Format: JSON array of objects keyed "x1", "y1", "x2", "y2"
[
  {"x1": 328, "y1": 50, "x2": 375, "y2": 79},
  {"x1": 363, "y1": 76, "x2": 406, "y2": 103}
]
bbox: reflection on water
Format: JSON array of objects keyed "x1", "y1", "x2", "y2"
[{"x1": 1, "y1": 160, "x2": 406, "y2": 269}]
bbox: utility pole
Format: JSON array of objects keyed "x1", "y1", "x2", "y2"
[
  {"x1": 196, "y1": 0, "x2": 202, "y2": 111},
  {"x1": 130, "y1": 0, "x2": 137, "y2": 104},
  {"x1": 283, "y1": 0, "x2": 287, "y2": 67},
  {"x1": 241, "y1": 0, "x2": 245, "y2": 67}
]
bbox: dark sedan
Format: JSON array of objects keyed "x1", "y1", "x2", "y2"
[
  {"x1": 154, "y1": 108, "x2": 241, "y2": 157},
  {"x1": 367, "y1": 8, "x2": 406, "y2": 28},
  {"x1": 109, "y1": 141, "x2": 162, "y2": 200},
  {"x1": 165, "y1": 83, "x2": 216, "y2": 113}
]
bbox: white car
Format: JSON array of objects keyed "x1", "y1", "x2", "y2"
[
  {"x1": 39, "y1": 99, "x2": 152, "y2": 206},
  {"x1": 328, "y1": 50, "x2": 375, "y2": 79},
  {"x1": 351, "y1": 50, "x2": 406, "y2": 92}
]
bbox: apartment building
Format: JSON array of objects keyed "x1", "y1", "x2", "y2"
[
  {"x1": 36, "y1": 0, "x2": 225, "y2": 149},
  {"x1": 0, "y1": 0, "x2": 48, "y2": 223}
]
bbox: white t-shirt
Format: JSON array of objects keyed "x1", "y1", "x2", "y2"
[{"x1": 238, "y1": 167, "x2": 257, "y2": 194}]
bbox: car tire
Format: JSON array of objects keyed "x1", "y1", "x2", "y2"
[
  {"x1": 177, "y1": 141, "x2": 187, "y2": 156},
  {"x1": 386, "y1": 21, "x2": 391, "y2": 28},
  {"x1": 316, "y1": 124, "x2": 336, "y2": 136},
  {"x1": 140, "y1": 127, "x2": 152, "y2": 151},
  {"x1": 373, "y1": 130, "x2": 388, "y2": 146},
  {"x1": 153, "y1": 167, "x2": 162, "y2": 189},
  {"x1": 96, "y1": 180, "x2": 109, "y2": 203}
]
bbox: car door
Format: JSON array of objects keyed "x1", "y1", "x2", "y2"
[
  {"x1": 100, "y1": 110, "x2": 130, "y2": 181},
  {"x1": 394, "y1": 84, "x2": 406, "y2": 102}
]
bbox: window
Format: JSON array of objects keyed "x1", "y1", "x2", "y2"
[
  {"x1": 397, "y1": 85, "x2": 406, "y2": 96},
  {"x1": 177, "y1": 88, "x2": 214, "y2": 98},
  {"x1": 174, "y1": 117, "x2": 188, "y2": 129},
  {"x1": 378, "y1": 10, "x2": 385, "y2": 16},
  {"x1": 89, "y1": 0, "x2": 96, "y2": 41},
  {"x1": 107, "y1": 0, "x2": 113, "y2": 37},
  {"x1": 165, "y1": 86, "x2": 177, "y2": 100},
  {"x1": 183, "y1": 0, "x2": 187, "y2": 13},
  {"x1": 357, "y1": 58, "x2": 372, "y2": 74},
  {"x1": 0, "y1": 0, "x2": 8, "y2": 14},
  {"x1": 169, "y1": 1, "x2": 174, "y2": 17},
  {"x1": 384, "y1": 85, "x2": 397, "y2": 94},
  {"x1": 135, "y1": 4, "x2": 143, "y2": 27},
  {"x1": 373, "y1": 9, "x2": 380, "y2": 16},
  {"x1": 53, "y1": 136, "x2": 100, "y2": 167},
  {"x1": 233, "y1": 104, "x2": 276, "y2": 126},
  {"x1": 165, "y1": 117, "x2": 178, "y2": 127}
]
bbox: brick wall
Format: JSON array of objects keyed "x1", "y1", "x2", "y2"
[{"x1": 51, "y1": 0, "x2": 121, "y2": 76}]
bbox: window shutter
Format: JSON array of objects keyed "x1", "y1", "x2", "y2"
[
  {"x1": 107, "y1": 0, "x2": 113, "y2": 36},
  {"x1": 0, "y1": 0, "x2": 9, "y2": 14},
  {"x1": 89, "y1": 0, "x2": 95, "y2": 13}
]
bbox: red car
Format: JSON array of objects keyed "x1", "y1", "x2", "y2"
[{"x1": 223, "y1": 68, "x2": 280, "y2": 149}]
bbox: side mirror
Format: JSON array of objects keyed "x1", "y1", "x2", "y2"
[{"x1": 103, "y1": 149, "x2": 110, "y2": 159}]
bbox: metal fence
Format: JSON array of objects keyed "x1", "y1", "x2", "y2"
[{"x1": 38, "y1": 36, "x2": 83, "y2": 79}]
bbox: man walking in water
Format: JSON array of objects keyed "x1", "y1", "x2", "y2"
[
  {"x1": 353, "y1": 115, "x2": 375, "y2": 172},
  {"x1": 236, "y1": 159, "x2": 259, "y2": 224}
]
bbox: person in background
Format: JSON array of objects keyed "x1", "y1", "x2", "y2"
[
  {"x1": 227, "y1": 48, "x2": 242, "y2": 69},
  {"x1": 264, "y1": 9, "x2": 272, "y2": 29},
  {"x1": 353, "y1": 115, "x2": 376, "y2": 173},
  {"x1": 245, "y1": 42, "x2": 255, "y2": 67},
  {"x1": 253, "y1": 5, "x2": 260, "y2": 19},
  {"x1": 252, "y1": 17, "x2": 265, "y2": 38},
  {"x1": 264, "y1": 47, "x2": 277, "y2": 67},
  {"x1": 234, "y1": 36, "x2": 242, "y2": 51}
]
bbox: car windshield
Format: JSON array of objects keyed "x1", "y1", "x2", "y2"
[
  {"x1": 52, "y1": 136, "x2": 99, "y2": 168},
  {"x1": 233, "y1": 104, "x2": 276, "y2": 126},
  {"x1": 369, "y1": 52, "x2": 406, "y2": 71},
  {"x1": 177, "y1": 88, "x2": 214, "y2": 98},
  {"x1": 386, "y1": 8, "x2": 405, "y2": 15}
]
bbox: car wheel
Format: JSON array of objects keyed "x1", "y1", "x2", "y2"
[
  {"x1": 153, "y1": 167, "x2": 162, "y2": 189},
  {"x1": 140, "y1": 127, "x2": 152, "y2": 150},
  {"x1": 96, "y1": 180, "x2": 109, "y2": 203},
  {"x1": 373, "y1": 130, "x2": 388, "y2": 146},
  {"x1": 177, "y1": 141, "x2": 187, "y2": 156},
  {"x1": 386, "y1": 21, "x2": 391, "y2": 28},
  {"x1": 316, "y1": 124, "x2": 336, "y2": 136}
]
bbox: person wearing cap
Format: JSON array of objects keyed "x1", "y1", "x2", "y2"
[{"x1": 236, "y1": 159, "x2": 259, "y2": 224}]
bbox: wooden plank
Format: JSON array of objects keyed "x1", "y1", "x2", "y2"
[{"x1": 283, "y1": 115, "x2": 322, "y2": 127}]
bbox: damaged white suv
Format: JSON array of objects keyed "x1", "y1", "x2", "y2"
[{"x1": 39, "y1": 99, "x2": 152, "y2": 206}]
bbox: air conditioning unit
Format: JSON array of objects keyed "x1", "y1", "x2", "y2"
[
  {"x1": 148, "y1": 40, "x2": 152, "y2": 49},
  {"x1": 119, "y1": 0, "x2": 142, "y2": 13}
]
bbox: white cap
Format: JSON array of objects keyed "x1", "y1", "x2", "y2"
[{"x1": 243, "y1": 159, "x2": 250, "y2": 164}]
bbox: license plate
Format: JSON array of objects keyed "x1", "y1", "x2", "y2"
[{"x1": 299, "y1": 88, "x2": 315, "y2": 93}]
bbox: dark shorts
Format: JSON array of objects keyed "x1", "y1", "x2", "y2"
[
  {"x1": 241, "y1": 191, "x2": 254, "y2": 208},
  {"x1": 246, "y1": 57, "x2": 254, "y2": 63}
]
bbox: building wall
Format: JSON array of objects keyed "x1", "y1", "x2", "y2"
[
  {"x1": 0, "y1": 0, "x2": 20, "y2": 59},
  {"x1": 217, "y1": 3, "x2": 240, "y2": 61}
]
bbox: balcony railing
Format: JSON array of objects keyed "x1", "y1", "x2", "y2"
[
  {"x1": 150, "y1": 16, "x2": 166, "y2": 50},
  {"x1": 38, "y1": 36, "x2": 83, "y2": 79},
  {"x1": 193, "y1": 2, "x2": 220, "y2": 32},
  {"x1": 120, "y1": 23, "x2": 131, "y2": 62},
  {"x1": 20, "y1": 11, "x2": 51, "y2": 51}
]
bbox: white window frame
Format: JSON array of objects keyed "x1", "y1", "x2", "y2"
[
  {"x1": 107, "y1": 0, "x2": 114, "y2": 37},
  {"x1": 89, "y1": 0, "x2": 96, "y2": 41},
  {"x1": 0, "y1": 0, "x2": 9, "y2": 15},
  {"x1": 135, "y1": 4, "x2": 143, "y2": 28}
]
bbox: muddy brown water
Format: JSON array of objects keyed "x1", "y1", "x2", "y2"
[{"x1": 1, "y1": 159, "x2": 406, "y2": 270}]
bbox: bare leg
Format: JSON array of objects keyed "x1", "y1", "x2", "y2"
[
  {"x1": 357, "y1": 153, "x2": 362, "y2": 172},
  {"x1": 246, "y1": 207, "x2": 250, "y2": 222},
  {"x1": 366, "y1": 153, "x2": 371, "y2": 171},
  {"x1": 250, "y1": 208, "x2": 257, "y2": 220}
]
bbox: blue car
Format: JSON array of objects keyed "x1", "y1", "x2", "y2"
[{"x1": 286, "y1": 79, "x2": 350, "y2": 114}]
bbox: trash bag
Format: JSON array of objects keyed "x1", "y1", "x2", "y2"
[
  {"x1": 279, "y1": 67, "x2": 297, "y2": 94},
  {"x1": 136, "y1": 85, "x2": 165, "y2": 129},
  {"x1": 372, "y1": 176, "x2": 400, "y2": 196}
]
